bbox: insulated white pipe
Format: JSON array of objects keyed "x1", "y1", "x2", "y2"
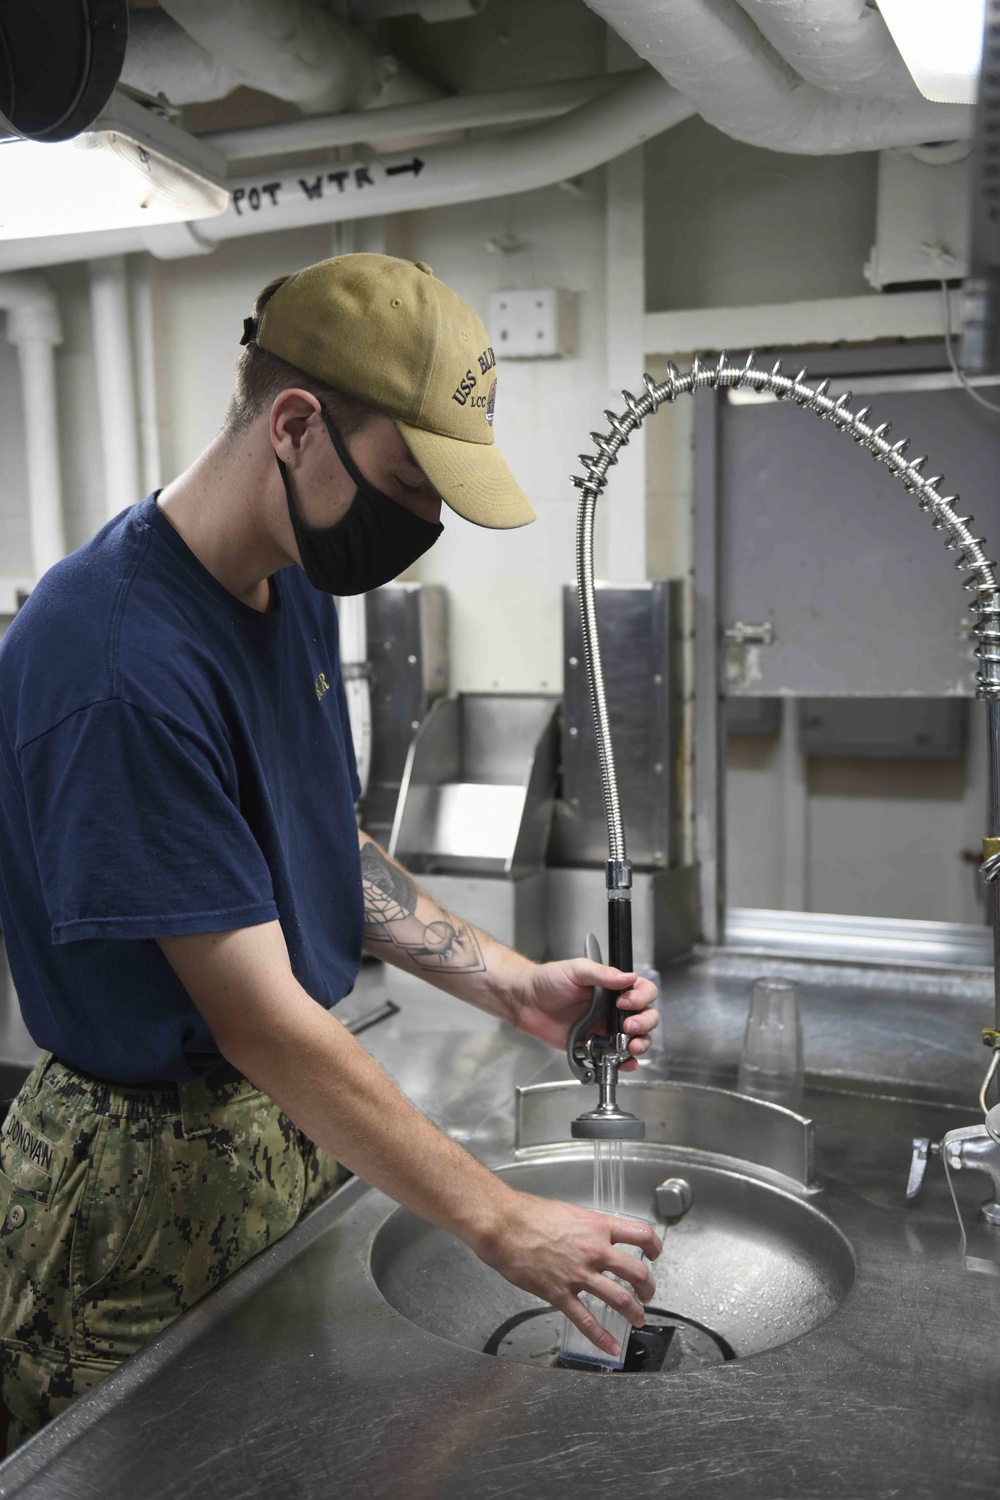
[
  {"x1": 732, "y1": 0, "x2": 924, "y2": 102},
  {"x1": 89, "y1": 256, "x2": 142, "y2": 519},
  {"x1": 0, "y1": 274, "x2": 65, "y2": 580},
  {"x1": 130, "y1": 257, "x2": 162, "y2": 495},
  {"x1": 204, "y1": 74, "x2": 628, "y2": 162},
  {"x1": 337, "y1": 595, "x2": 372, "y2": 801},
  {"x1": 121, "y1": 10, "x2": 245, "y2": 106},
  {"x1": 157, "y1": 0, "x2": 382, "y2": 114},
  {"x1": 584, "y1": 0, "x2": 972, "y2": 153},
  {"x1": 129, "y1": 1, "x2": 438, "y2": 116},
  {"x1": 0, "y1": 72, "x2": 694, "y2": 271},
  {"x1": 176, "y1": 72, "x2": 695, "y2": 246}
]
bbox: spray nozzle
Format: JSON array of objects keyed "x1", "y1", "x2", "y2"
[{"x1": 567, "y1": 931, "x2": 645, "y2": 1141}]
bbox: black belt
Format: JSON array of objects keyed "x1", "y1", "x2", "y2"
[
  {"x1": 200, "y1": 1059, "x2": 247, "y2": 1089},
  {"x1": 54, "y1": 1056, "x2": 246, "y2": 1092}
]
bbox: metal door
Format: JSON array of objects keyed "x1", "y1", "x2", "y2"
[{"x1": 718, "y1": 373, "x2": 1000, "y2": 697}]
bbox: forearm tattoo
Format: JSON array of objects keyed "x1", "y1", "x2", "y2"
[{"x1": 360, "y1": 842, "x2": 486, "y2": 974}]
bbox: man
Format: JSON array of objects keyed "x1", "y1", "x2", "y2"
[{"x1": 0, "y1": 255, "x2": 659, "y2": 1448}]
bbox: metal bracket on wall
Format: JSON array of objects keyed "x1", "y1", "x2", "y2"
[{"x1": 722, "y1": 619, "x2": 774, "y2": 688}]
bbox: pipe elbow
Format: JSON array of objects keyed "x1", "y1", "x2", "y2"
[
  {"x1": 704, "y1": 96, "x2": 973, "y2": 156},
  {"x1": 585, "y1": 0, "x2": 972, "y2": 155},
  {"x1": 158, "y1": 0, "x2": 383, "y2": 115},
  {"x1": 732, "y1": 0, "x2": 926, "y2": 103}
]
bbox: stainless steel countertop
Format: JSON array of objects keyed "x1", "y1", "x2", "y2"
[
  {"x1": 1, "y1": 954, "x2": 998, "y2": 1499},
  {"x1": 656, "y1": 948, "x2": 994, "y2": 1106}
]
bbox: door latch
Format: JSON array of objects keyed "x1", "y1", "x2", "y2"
[{"x1": 722, "y1": 620, "x2": 774, "y2": 687}]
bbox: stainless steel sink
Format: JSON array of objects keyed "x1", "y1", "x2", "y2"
[
  {"x1": 371, "y1": 1148, "x2": 856, "y2": 1366},
  {"x1": 4, "y1": 960, "x2": 999, "y2": 1500}
]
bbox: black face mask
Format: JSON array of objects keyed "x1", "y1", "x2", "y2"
[{"x1": 275, "y1": 410, "x2": 443, "y2": 596}]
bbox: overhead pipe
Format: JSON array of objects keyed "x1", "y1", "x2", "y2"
[
  {"x1": 192, "y1": 71, "x2": 693, "y2": 244},
  {"x1": 0, "y1": 71, "x2": 695, "y2": 272},
  {"x1": 130, "y1": 257, "x2": 162, "y2": 496},
  {"x1": 156, "y1": 0, "x2": 384, "y2": 115},
  {"x1": 583, "y1": 0, "x2": 971, "y2": 153},
  {"x1": 125, "y1": 1, "x2": 440, "y2": 119},
  {"x1": 0, "y1": 274, "x2": 65, "y2": 581},
  {"x1": 732, "y1": 0, "x2": 925, "y2": 102},
  {"x1": 203, "y1": 73, "x2": 628, "y2": 163},
  {"x1": 89, "y1": 257, "x2": 142, "y2": 519},
  {"x1": 121, "y1": 10, "x2": 245, "y2": 106}
]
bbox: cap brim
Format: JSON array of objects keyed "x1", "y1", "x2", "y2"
[{"x1": 395, "y1": 420, "x2": 536, "y2": 530}]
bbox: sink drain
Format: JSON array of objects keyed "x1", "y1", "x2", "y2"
[{"x1": 483, "y1": 1307, "x2": 736, "y2": 1374}]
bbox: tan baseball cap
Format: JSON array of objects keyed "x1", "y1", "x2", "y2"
[{"x1": 253, "y1": 253, "x2": 535, "y2": 530}]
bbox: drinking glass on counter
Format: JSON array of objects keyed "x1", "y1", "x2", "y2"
[{"x1": 737, "y1": 976, "x2": 804, "y2": 1109}]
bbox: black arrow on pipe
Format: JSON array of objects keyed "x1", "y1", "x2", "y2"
[{"x1": 385, "y1": 157, "x2": 425, "y2": 178}]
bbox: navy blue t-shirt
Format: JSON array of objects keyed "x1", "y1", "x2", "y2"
[{"x1": 0, "y1": 495, "x2": 363, "y2": 1083}]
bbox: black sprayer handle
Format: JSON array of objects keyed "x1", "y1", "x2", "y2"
[{"x1": 606, "y1": 896, "x2": 634, "y2": 1039}]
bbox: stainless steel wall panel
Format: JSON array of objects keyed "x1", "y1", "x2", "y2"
[
  {"x1": 416, "y1": 871, "x2": 549, "y2": 961},
  {"x1": 694, "y1": 388, "x2": 725, "y2": 946},
  {"x1": 362, "y1": 584, "x2": 447, "y2": 847},
  {"x1": 551, "y1": 580, "x2": 683, "y2": 871},
  {"x1": 545, "y1": 864, "x2": 699, "y2": 971},
  {"x1": 390, "y1": 694, "x2": 560, "y2": 877}
]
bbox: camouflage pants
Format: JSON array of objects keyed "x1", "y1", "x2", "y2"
[{"x1": 0, "y1": 1053, "x2": 345, "y2": 1453}]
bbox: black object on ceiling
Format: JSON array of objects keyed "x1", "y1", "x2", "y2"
[{"x1": 0, "y1": 0, "x2": 128, "y2": 143}]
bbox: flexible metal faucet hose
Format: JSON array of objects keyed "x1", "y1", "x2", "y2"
[{"x1": 574, "y1": 352, "x2": 1000, "y2": 870}]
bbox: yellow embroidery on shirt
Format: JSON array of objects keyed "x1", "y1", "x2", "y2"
[{"x1": 315, "y1": 672, "x2": 331, "y2": 702}]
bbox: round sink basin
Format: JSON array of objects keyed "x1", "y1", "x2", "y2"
[{"x1": 370, "y1": 1150, "x2": 856, "y2": 1371}]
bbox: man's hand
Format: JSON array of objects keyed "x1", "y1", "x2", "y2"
[
  {"x1": 355, "y1": 836, "x2": 660, "y2": 1072},
  {"x1": 156, "y1": 921, "x2": 659, "y2": 1355},
  {"x1": 510, "y1": 959, "x2": 659, "y2": 1069},
  {"x1": 474, "y1": 1194, "x2": 662, "y2": 1357}
]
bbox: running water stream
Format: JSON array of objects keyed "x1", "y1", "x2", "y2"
[{"x1": 593, "y1": 1137, "x2": 625, "y2": 1215}]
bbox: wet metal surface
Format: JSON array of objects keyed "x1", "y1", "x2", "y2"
[
  {"x1": 1, "y1": 956, "x2": 999, "y2": 1498},
  {"x1": 373, "y1": 1152, "x2": 855, "y2": 1361},
  {"x1": 516, "y1": 1079, "x2": 815, "y2": 1187},
  {"x1": 658, "y1": 949, "x2": 994, "y2": 1106}
]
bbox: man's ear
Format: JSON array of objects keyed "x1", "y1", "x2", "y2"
[{"x1": 271, "y1": 389, "x2": 323, "y2": 465}]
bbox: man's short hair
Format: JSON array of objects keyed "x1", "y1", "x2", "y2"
[{"x1": 224, "y1": 275, "x2": 380, "y2": 438}]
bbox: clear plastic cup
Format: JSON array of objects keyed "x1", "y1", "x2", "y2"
[
  {"x1": 737, "y1": 976, "x2": 804, "y2": 1109},
  {"x1": 559, "y1": 1213, "x2": 653, "y2": 1372}
]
